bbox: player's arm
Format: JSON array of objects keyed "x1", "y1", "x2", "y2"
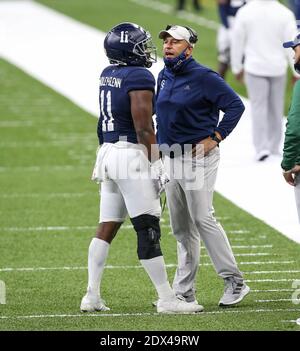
[{"x1": 129, "y1": 90, "x2": 159, "y2": 163}]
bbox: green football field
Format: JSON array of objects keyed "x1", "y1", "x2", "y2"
[{"x1": 0, "y1": 0, "x2": 300, "y2": 331}]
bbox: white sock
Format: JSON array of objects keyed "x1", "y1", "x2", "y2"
[
  {"x1": 87, "y1": 238, "x2": 110, "y2": 296},
  {"x1": 140, "y1": 256, "x2": 175, "y2": 300}
]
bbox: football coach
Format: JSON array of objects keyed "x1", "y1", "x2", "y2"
[{"x1": 155, "y1": 24, "x2": 250, "y2": 307}]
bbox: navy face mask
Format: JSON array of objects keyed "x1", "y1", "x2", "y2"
[
  {"x1": 164, "y1": 48, "x2": 188, "y2": 73},
  {"x1": 294, "y1": 62, "x2": 300, "y2": 74}
]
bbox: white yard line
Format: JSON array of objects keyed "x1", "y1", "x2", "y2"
[
  {"x1": 245, "y1": 270, "x2": 300, "y2": 274},
  {"x1": 1, "y1": 225, "x2": 261, "y2": 237},
  {"x1": 0, "y1": 262, "x2": 295, "y2": 273},
  {"x1": 245, "y1": 279, "x2": 299, "y2": 283},
  {"x1": 227, "y1": 230, "x2": 251, "y2": 234},
  {"x1": 0, "y1": 308, "x2": 299, "y2": 320},
  {"x1": 0, "y1": 193, "x2": 94, "y2": 198},
  {"x1": 0, "y1": 165, "x2": 83, "y2": 172},
  {"x1": 256, "y1": 299, "x2": 299, "y2": 303},
  {"x1": 0, "y1": 0, "x2": 299, "y2": 243},
  {"x1": 281, "y1": 319, "x2": 300, "y2": 324},
  {"x1": 238, "y1": 261, "x2": 294, "y2": 265},
  {"x1": 251, "y1": 289, "x2": 295, "y2": 293}
]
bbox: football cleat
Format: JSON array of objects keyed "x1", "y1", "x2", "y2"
[
  {"x1": 80, "y1": 293, "x2": 110, "y2": 312},
  {"x1": 157, "y1": 296, "x2": 204, "y2": 314},
  {"x1": 219, "y1": 277, "x2": 250, "y2": 307}
]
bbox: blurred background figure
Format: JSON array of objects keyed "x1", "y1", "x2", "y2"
[
  {"x1": 288, "y1": 0, "x2": 300, "y2": 20},
  {"x1": 231, "y1": 0, "x2": 299, "y2": 162},
  {"x1": 216, "y1": 0, "x2": 247, "y2": 79},
  {"x1": 176, "y1": 0, "x2": 203, "y2": 11},
  {"x1": 282, "y1": 34, "x2": 300, "y2": 222}
]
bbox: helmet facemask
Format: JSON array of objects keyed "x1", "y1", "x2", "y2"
[{"x1": 133, "y1": 32, "x2": 157, "y2": 68}]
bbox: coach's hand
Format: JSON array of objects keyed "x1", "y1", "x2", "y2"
[{"x1": 193, "y1": 137, "x2": 219, "y2": 157}]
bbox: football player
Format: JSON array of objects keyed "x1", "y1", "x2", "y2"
[{"x1": 80, "y1": 22, "x2": 203, "y2": 314}]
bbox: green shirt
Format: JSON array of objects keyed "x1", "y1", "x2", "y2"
[{"x1": 281, "y1": 80, "x2": 300, "y2": 171}]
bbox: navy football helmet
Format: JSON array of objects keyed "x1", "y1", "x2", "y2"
[{"x1": 104, "y1": 22, "x2": 157, "y2": 68}]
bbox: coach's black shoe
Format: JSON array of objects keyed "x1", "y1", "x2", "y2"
[{"x1": 219, "y1": 277, "x2": 250, "y2": 307}]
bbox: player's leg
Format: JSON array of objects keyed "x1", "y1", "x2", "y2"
[
  {"x1": 216, "y1": 26, "x2": 230, "y2": 79},
  {"x1": 268, "y1": 75, "x2": 286, "y2": 155},
  {"x1": 182, "y1": 147, "x2": 249, "y2": 306},
  {"x1": 116, "y1": 146, "x2": 203, "y2": 313},
  {"x1": 244, "y1": 73, "x2": 270, "y2": 160},
  {"x1": 80, "y1": 180, "x2": 127, "y2": 312}
]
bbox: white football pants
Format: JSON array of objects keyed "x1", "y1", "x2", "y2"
[
  {"x1": 164, "y1": 147, "x2": 243, "y2": 300},
  {"x1": 93, "y1": 142, "x2": 161, "y2": 222},
  {"x1": 244, "y1": 72, "x2": 286, "y2": 156}
]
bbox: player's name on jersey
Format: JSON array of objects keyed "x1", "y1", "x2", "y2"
[{"x1": 100, "y1": 76, "x2": 122, "y2": 88}]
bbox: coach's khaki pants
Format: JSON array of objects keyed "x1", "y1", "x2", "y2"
[{"x1": 164, "y1": 147, "x2": 243, "y2": 300}]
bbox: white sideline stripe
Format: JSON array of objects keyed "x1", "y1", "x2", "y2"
[
  {"x1": 1, "y1": 308, "x2": 300, "y2": 320},
  {"x1": 129, "y1": 0, "x2": 219, "y2": 30},
  {"x1": 1, "y1": 1, "x2": 300, "y2": 243},
  {"x1": 0, "y1": 262, "x2": 295, "y2": 273}
]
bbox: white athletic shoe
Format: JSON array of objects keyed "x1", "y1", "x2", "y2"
[
  {"x1": 157, "y1": 296, "x2": 204, "y2": 314},
  {"x1": 152, "y1": 294, "x2": 200, "y2": 308},
  {"x1": 80, "y1": 293, "x2": 110, "y2": 312},
  {"x1": 219, "y1": 277, "x2": 250, "y2": 307}
]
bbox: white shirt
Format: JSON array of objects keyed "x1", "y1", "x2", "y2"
[{"x1": 231, "y1": 0, "x2": 298, "y2": 77}]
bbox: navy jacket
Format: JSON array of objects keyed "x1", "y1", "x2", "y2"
[{"x1": 156, "y1": 57, "x2": 245, "y2": 148}]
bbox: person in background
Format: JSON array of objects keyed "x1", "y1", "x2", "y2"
[
  {"x1": 231, "y1": 0, "x2": 298, "y2": 162},
  {"x1": 216, "y1": 0, "x2": 247, "y2": 79},
  {"x1": 288, "y1": 0, "x2": 300, "y2": 20},
  {"x1": 282, "y1": 33, "x2": 300, "y2": 222},
  {"x1": 177, "y1": 0, "x2": 203, "y2": 11}
]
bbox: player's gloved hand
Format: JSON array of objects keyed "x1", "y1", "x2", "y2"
[
  {"x1": 151, "y1": 159, "x2": 170, "y2": 195},
  {"x1": 91, "y1": 146, "x2": 103, "y2": 183}
]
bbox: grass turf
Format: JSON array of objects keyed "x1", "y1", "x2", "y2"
[{"x1": 0, "y1": 57, "x2": 300, "y2": 331}]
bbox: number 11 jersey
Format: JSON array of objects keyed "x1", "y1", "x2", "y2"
[{"x1": 98, "y1": 65, "x2": 155, "y2": 145}]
